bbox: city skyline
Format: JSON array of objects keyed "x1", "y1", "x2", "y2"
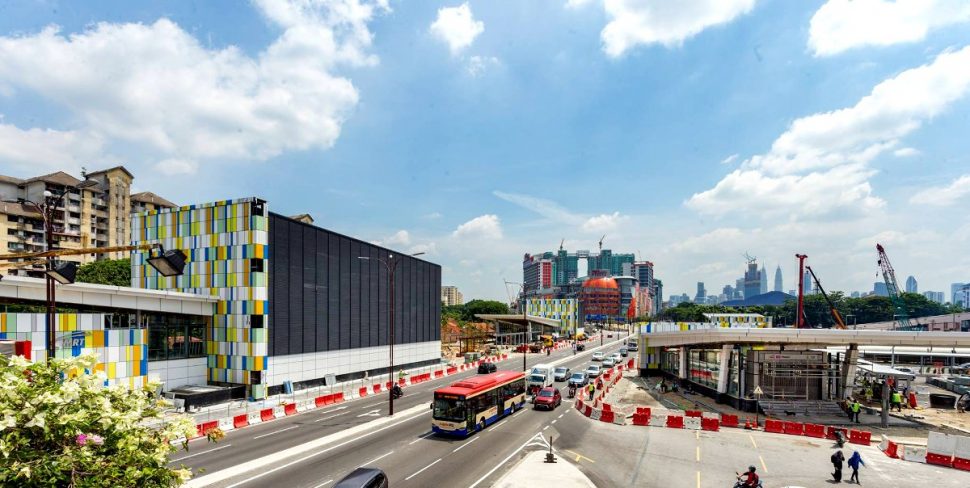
[{"x1": 0, "y1": 2, "x2": 968, "y2": 301}]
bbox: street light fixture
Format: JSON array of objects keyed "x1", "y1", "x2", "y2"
[
  {"x1": 358, "y1": 251, "x2": 425, "y2": 416},
  {"x1": 147, "y1": 248, "x2": 188, "y2": 277},
  {"x1": 46, "y1": 261, "x2": 78, "y2": 285}
]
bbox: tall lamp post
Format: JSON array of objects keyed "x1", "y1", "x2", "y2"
[{"x1": 359, "y1": 251, "x2": 425, "y2": 416}]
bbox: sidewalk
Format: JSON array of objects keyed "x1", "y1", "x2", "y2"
[{"x1": 492, "y1": 451, "x2": 595, "y2": 488}]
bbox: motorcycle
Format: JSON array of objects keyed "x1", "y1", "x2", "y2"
[
  {"x1": 391, "y1": 386, "x2": 404, "y2": 399},
  {"x1": 568, "y1": 385, "x2": 577, "y2": 399},
  {"x1": 733, "y1": 473, "x2": 763, "y2": 488}
]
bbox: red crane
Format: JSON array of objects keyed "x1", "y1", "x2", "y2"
[{"x1": 876, "y1": 243, "x2": 909, "y2": 330}]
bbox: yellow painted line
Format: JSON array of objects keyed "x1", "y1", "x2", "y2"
[
  {"x1": 695, "y1": 430, "x2": 699, "y2": 440},
  {"x1": 748, "y1": 434, "x2": 758, "y2": 449},
  {"x1": 696, "y1": 471, "x2": 701, "y2": 488},
  {"x1": 695, "y1": 446, "x2": 700, "y2": 462},
  {"x1": 759, "y1": 455, "x2": 768, "y2": 472},
  {"x1": 564, "y1": 449, "x2": 596, "y2": 463}
]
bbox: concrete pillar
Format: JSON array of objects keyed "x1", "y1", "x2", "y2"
[
  {"x1": 840, "y1": 344, "x2": 859, "y2": 400},
  {"x1": 717, "y1": 344, "x2": 732, "y2": 394},
  {"x1": 678, "y1": 347, "x2": 687, "y2": 379}
]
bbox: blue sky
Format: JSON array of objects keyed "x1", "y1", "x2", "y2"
[{"x1": 1, "y1": 0, "x2": 969, "y2": 302}]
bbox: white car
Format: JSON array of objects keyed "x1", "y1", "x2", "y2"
[
  {"x1": 610, "y1": 352, "x2": 622, "y2": 363},
  {"x1": 602, "y1": 357, "x2": 616, "y2": 368},
  {"x1": 592, "y1": 352, "x2": 605, "y2": 361},
  {"x1": 586, "y1": 364, "x2": 602, "y2": 378}
]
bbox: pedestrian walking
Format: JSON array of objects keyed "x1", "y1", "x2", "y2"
[
  {"x1": 891, "y1": 390, "x2": 903, "y2": 412},
  {"x1": 850, "y1": 398, "x2": 861, "y2": 423},
  {"x1": 587, "y1": 383, "x2": 595, "y2": 401},
  {"x1": 659, "y1": 378, "x2": 667, "y2": 393},
  {"x1": 848, "y1": 450, "x2": 865, "y2": 484},
  {"x1": 831, "y1": 449, "x2": 845, "y2": 483}
]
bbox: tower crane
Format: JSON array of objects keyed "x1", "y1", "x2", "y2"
[
  {"x1": 876, "y1": 243, "x2": 910, "y2": 330},
  {"x1": 598, "y1": 235, "x2": 606, "y2": 252},
  {"x1": 559, "y1": 238, "x2": 565, "y2": 252},
  {"x1": 805, "y1": 266, "x2": 847, "y2": 329}
]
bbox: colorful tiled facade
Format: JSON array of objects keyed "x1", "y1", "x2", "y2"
[
  {"x1": 131, "y1": 198, "x2": 269, "y2": 396},
  {"x1": 0, "y1": 313, "x2": 149, "y2": 388},
  {"x1": 525, "y1": 298, "x2": 579, "y2": 333}
]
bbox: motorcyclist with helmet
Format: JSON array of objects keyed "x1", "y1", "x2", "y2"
[{"x1": 734, "y1": 465, "x2": 760, "y2": 487}]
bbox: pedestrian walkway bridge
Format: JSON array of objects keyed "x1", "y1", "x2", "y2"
[{"x1": 642, "y1": 328, "x2": 970, "y2": 348}]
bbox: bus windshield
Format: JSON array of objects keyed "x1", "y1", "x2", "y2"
[{"x1": 433, "y1": 396, "x2": 466, "y2": 422}]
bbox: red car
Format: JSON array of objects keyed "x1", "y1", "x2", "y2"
[{"x1": 533, "y1": 387, "x2": 562, "y2": 410}]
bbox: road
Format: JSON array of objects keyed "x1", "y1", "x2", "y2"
[{"x1": 177, "y1": 332, "x2": 633, "y2": 487}]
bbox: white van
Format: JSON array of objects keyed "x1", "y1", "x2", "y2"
[{"x1": 528, "y1": 363, "x2": 555, "y2": 393}]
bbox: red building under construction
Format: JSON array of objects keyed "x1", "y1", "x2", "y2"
[{"x1": 580, "y1": 276, "x2": 621, "y2": 318}]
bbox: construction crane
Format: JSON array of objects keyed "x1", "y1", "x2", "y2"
[
  {"x1": 805, "y1": 266, "x2": 847, "y2": 329},
  {"x1": 598, "y1": 235, "x2": 606, "y2": 252},
  {"x1": 876, "y1": 243, "x2": 910, "y2": 330},
  {"x1": 743, "y1": 252, "x2": 757, "y2": 264},
  {"x1": 559, "y1": 238, "x2": 565, "y2": 252}
]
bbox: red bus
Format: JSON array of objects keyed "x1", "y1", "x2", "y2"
[{"x1": 432, "y1": 371, "x2": 527, "y2": 436}]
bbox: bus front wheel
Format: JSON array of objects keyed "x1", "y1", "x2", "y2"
[{"x1": 479, "y1": 419, "x2": 486, "y2": 432}]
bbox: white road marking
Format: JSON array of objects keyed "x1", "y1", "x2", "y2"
[
  {"x1": 310, "y1": 480, "x2": 333, "y2": 488},
  {"x1": 358, "y1": 451, "x2": 394, "y2": 468},
  {"x1": 357, "y1": 409, "x2": 381, "y2": 418},
  {"x1": 187, "y1": 404, "x2": 430, "y2": 488},
  {"x1": 169, "y1": 444, "x2": 232, "y2": 463},
  {"x1": 551, "y1": 419, "x2": 557, "y2": 424},
  {"x1": 253, "y1": 425, "x2": 299, "y2": 440},
  {"x1": 314, "y1": 411, "x2": 350, "y2": 422},
  {"x1": 470, "y1": 433, "x2": 551, "y2": 488},
  {"x1": 452, "y1": 436, "x2": 479, "y2": 453},
  {"x1": 543, "y1": 425, "x2": 550, "y2": 431},
  {"x1": 405, "y1": 458, "x2": 441, "y2": 481},
  {"x1": 558, "y1": 413, "x2": 565, "y2": 419},
  {"x1": 409, "y1": 432, "x2": 435, "y2": 445}
]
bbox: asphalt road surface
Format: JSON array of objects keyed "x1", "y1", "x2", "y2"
[{"x1": 176, "y1": 333, "x2": 632, "y2": 487}]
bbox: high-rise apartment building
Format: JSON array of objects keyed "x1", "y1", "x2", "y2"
[
  {"x1": 587, "y1": 249, "x2": 635, "y2": 277},
  {"x1": 874, "y1": 282, "x2": 889, "y2": 297},
  {"x1": 633, "y1": 261, "x2": 654, "y2": 290},
  {"x1": 759, "y1": 265, "x2": 768, "y2": 294},
  {"x1": 774, "y1": 265, "x2": 783, "y2": 292},
  {"x1": 0, "y1": 166, "x2": 175, "y2": 270},
  {"x1": 522, "y1": 254, "x2": 554, "y2": 294},
  {"x1": 905, "y1": 276, "x2": 918, "y2": 293},
  {"x1": 441, "y1": 285, "x2": 464, "y2": 306},
  {"x1": 694, "y1": 282, "x2": 706, "y2": 304},
  {"x1": 923, "y1": 291, "x2": 945, "y2": 304},
  {"x1": 952, "y1": 283, "x2": 966, "y2": 306},
  {"x1": 652, "y1": 279, "x2": 663, "y2": 315},
  {"x1": 802, "y1": 271, "x2": 813, "y2": 295},
  {"x1": 743, "y1": 262, "x2": 761, "y2": 299}
]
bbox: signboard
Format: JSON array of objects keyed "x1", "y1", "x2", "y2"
[
  {"x1": 753, "y1": 386, "x2": 764, "y2": 396},
  {"x1": 764, "y1": 352, "x2": 823, "y2": 363}
]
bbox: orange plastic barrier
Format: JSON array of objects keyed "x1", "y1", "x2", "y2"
[
  {"x1": 435, "y1": 370, "x2": 444, "y2": 378},
  {"x1": 373, "y1": 384, "x2": 382, "y2": 393},
  {"x1": 632, "y1": 413, "x2": 650, "y2": 426},
  {"x1": 783, "y1": 421, "x2": 804, "y2": 436},
  {"x1": 602, "y1": 403, "x2": 612, "y2": 412},
  {"x1": 447, "y1": 367, "x2": 458, "y2": 374},
  {"x1": 685, "y1": 410, "x2": 702, "y2": 418},
  {"x1": 333, "y1": 392, "x2": 345, "y2": 403},
  {"x1": 233, "y1": 414, "x2": 249, "y2": 429},
  {"x1": 826, "y1": 426, "x2": 847, "y2": 440},
  {"x1": 666, "y1": 415, "x2": 684, "y2": 429},
  {"x1": 636, "y1": 407, "x2": 652, "y2": 416},
  {"x1": 764, "y1": 419, "x2": 784, "y2": 434},
  {"x1": 359, "y1": 387, "x2": 368, "y2": 397},
  {"x1": 315, "y1": 394, "x2": 333, "y2": 407},
  {"x1": 599, "y1": 411, "x2": 615, "y2": 423},
  {"x1": 398, "y1": 378, "x2": 406, "y2": 386},
  {"x1": 284, "y1": 403, "x2": 297, "y2": 416},
  {"x1": 849, "y1": 430, "x2": 872, "y2": 445},
  {"x1": 196, "y1": 421, "x2": 218, "y2": 438},
  {"x1": 803, "y1": 423, "x2": 825, "y2": 438},
  {"x1": 884, "y1": 441, "x2": 899, "y2": 459},
  {"x1": 260, "y1": 408, "x2": 275, "y2": 422},
  {"x1": 953, "y1": 457, "x2": 970, "y2": 471},
  {"x1": 701, "y1": 417, "x2": 719, "y2": 432},
  {"x1": 720, "y1": 414, "x2": 739, "y2": 428}
]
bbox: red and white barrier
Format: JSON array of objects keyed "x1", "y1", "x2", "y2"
[{"x1": 927, "y1": 432, "x2": 955, "y2": 467}]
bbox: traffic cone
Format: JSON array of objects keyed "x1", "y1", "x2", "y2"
[{"x1": 744, "y1": 418, "x2": 752, "y2": 430}]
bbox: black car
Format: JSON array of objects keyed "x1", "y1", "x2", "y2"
[
  {"x1": 478, "y1": 362, "x2": 497, "y2": 374},
  {"x1": 334, "y1": 468, "x2": 388, "y2": 488}
]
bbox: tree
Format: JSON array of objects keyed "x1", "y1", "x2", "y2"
[
  {"x1": 461, "y1": 300, "x2": 509, "y2": 321},
  {"x1": 0, "y1": 353, "x2": 209, "y2": 487},
  {"x1": 75, "y1": 258, "x2": 131, "y2": 287}
]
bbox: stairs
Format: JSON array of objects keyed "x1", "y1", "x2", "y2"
[{"x1": 759, "y1": 400, "x2": 846, "y2": 419}]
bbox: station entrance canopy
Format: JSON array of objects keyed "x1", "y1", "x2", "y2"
[{"x1": 475, "y1": 314, "x2": 561, "y2": 345}]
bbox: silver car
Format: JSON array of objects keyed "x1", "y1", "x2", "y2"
[{"x1": 586, "y1": 364, "x2": 601, "y2": 378}]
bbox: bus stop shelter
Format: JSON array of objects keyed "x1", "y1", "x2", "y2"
[{"x1": 474, "y1": 314, "x2": 562, "y2": 345}]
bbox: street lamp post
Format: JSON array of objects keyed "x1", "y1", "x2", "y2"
[{"x1": 359, "y1": 251, "x2": 425, "y2": 416}]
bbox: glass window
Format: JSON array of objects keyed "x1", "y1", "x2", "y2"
[
  {"x1": 188, "y1": 326, "x2": 205, "y2": 358},
  {"x1": 167, "y1": 327, "x2": 186, "y2": 359},
  {"x1": 433, "y1": 396, "x2": 465, "y2": 421},
  {"x1": 148, "y1": 327, "x2": 167, "y2": 361}
]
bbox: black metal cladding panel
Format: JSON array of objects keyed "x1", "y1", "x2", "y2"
[
  {"x1": 267, "y1": 227, "x2": 276, "y2": 357},
  {"x1": 302, "y1": 227, "x2": 316, "y2": 353},
  {"x1": 314, "y1": 231, "x2": 328, "y2": 351},
  {"x1": 339, "y1": 236, "x2": 352, "y2": 350},
  {"x1": 328, "y1": 233, "x2": 340, "y2": 351},
  {"x1": 288, "y1": 220, "x2": 304, "y2": 355},
  {"x1": 268, "y1": 213, "x2": 442, "y2": 354},
  {"x1": 273, "y1": 219, "x2": 290, "y2": 356},
  {"x1": 349, "y1": 240, "x2": 361, "y2": 349}
]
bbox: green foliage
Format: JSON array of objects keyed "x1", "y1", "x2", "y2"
[
  {"x1": 462, "y1": 299, "x2": 510, "y2": 320},
  {"x1": 0, "y1": 354, "x2": 202, "y2": 487},
  {"x1": 75, "y1": 258, "x2": 131, "y2": 287}
]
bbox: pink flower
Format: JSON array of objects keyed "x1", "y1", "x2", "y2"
[
  {"x1": 76, "y1": 433, "x2": 104, "y2": 446},
  {"x1": 76, "y1": 434, "x2": 87, "y2": 446},
  {"x1": 88, "y1": 434, "x2": 104, "y2": 446}
]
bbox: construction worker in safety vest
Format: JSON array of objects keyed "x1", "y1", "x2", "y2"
[
  {"x1": 850, "y1": 399, "x2": 861, "y2": 423},
  {"x1": 891, "y1": 390, "x2": 903, "y2": 412},
  {"x1": 587, "y1": 383, "x2": 595, "y2": 401},
  {"x1": 864, "y1": 386, "x2": 873, "y2": 403}
]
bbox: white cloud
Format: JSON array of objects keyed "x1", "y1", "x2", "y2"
[
  {"x1": 688, "y1": 45, "x2": 970, "y2": 218},
  {"x1": 581, "y1": 212, "x2": 628, "y2": 233},
  {"x1": 384, "y1": 230, "x2": 411, "y2": 246},
  {"x1": 153, "y1": 158, "x2": 197, "y2": 175},
  {"x1": 0, "y1": 0, "x2": 387, "y2": 170},
  {"x1": 430, "y1": 3, "x2": 484, "y2": 55},
  {"x1": 596, "y1": 0, "x2": 756, "y2": 57},
  {"x1": 453, "y1": 214, "x2": 503, "y2": 240},
  {"x1": 406, "y1": 242, "x2": 437, "y2": 256},
  {"x1": 720, "y1": 153, "x2": 739, "y2": 165},
  {"x1": 565, "y1": 0, "x2": 596, "y2": 8},
  {"x1": 0, "y1": 122, "x2": 105, "y2": 173},
  {"x1": 910, "y1": 175, "x2": 970, "y2": 206},
  {"x1": 423, "y1": 212, "x2": 443, "y2": 220},
  {"x1": 809, "y1": 0, "x2": 970, "y2": 57},
  {"x1": 893, "y1": 147, "x2": 919, "y2": 157},
  {"x1": 493, "y1": 191, "x2": 584, "y2": 225},
  {"x1": 466, "y1": 55, "x2": 500, "y2": 77}
]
